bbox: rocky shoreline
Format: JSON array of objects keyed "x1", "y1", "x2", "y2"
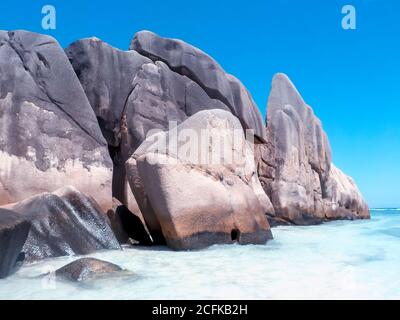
[{"x1": 0, "y1": 30, "x2": 369, "y2": 279}]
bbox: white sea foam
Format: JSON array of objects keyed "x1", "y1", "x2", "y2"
[{"x1": 0, "y1": 210, "x2": 399, "y2": 300}]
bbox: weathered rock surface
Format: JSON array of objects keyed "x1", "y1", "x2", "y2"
[
  {"x1": 126, "y1": 109, "x2": 272, "y2": 249},
  {"x1": 55, "y1": 257, "x2": 122, "y2": 282},
  {"x1": 5, "y1": 186, "x2": 121, "y2": 262},
  {"x1": 0, "y1": 209, "x2": 30, "y2": 278},
  {"x1": 0, "y1": 30, "x2": 113, "y2": 212},
  {"x1": 260, "y1": 73, "x2": 369, "y2": 225},
  {"x1": 130, "y1": 30, "x2": 267, "y2": 142}
]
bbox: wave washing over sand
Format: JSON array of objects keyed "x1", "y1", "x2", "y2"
[{"x1": 0, "y1": 210, "x2": 399, "y2": 300}]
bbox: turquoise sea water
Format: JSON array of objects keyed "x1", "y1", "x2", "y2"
[{"x1": 0, "y1": 210, "x2": 399, "y2": 300}]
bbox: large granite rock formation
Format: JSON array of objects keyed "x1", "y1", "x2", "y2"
[
  {"x1": 126, "y1": 109, "x2": 273, "y2": 249},
  {"x1": 5, "y1": 186, "x2": 121, "y2": 262},
  {"x1": 259, "y1": 73, "x2": 369, "y2": 225},
  {"x1": 0, "y1": 208, "x2": 30, "y2": 278},
  {"x1": 0, "y1": 30, "x2": 113, "y2": 212},
  {"x1": 65, "y1": 32, "x2": 265, "y2": 209},
  {"x1": 0, "y1": 29, "x2": 369, "y2": 264}
]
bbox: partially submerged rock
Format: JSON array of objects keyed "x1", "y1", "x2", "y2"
[
  {"x1": 55, "y1": 258, "x2": 122, "y2": 282},
  {"x1": 6, "y1": 186, "x2": 121, "y2": 262},
  {"x1": 126, "y1": 109, "x2": 272, "y2": 249},
  {"x1": 0, "y1": 209, "x2": 30, "y2": 278},
  {"x1": 0, "y1": 30, "x2": 113, "y2": 212},
  {"x1": 260, "y1": 73, "x2": 369, "y2": 225}
]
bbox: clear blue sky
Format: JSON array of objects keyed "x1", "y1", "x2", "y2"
[{"x1": 1, "y1": 0, "x2": 399, "y2": 208}]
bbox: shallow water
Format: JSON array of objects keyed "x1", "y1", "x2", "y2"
[{"x1": 1, "y1": 210, "x2": 399, "y2": 300}]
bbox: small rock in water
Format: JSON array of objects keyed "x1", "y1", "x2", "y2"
[{"x1": 55, "y1": 258, "x2": 123, "y2": 282}]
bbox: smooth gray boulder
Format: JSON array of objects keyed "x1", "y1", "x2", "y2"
[
  {"x1": 260, "y1": 73, "x2": 369, "y2": 225},
  {"x1": 0, "y1": 209, "x2": 30, "y2": 278},
  {"x1": 55, "y1": 258, "x2": 122, "y2": 282},
  {"x1": 0, "y1": 30, "x2": 113, "y2": 212},
  {"x1": 4, "y1": 186, "x2": 121, "y2": 262},
  {"x1": 126, "y1": 109, "x2": 272, "y2": 249},
  {"x1": 130, "y1": 30, "x2": 267, "y2": 142}
]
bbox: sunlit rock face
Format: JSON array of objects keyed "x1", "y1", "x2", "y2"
[
  {"x1": 260, "y1": 73, "x2": 369, "y2": 225},
  {"x1": 126, "y1": 109, "x2": 273, "y2": 249},
  {"x1": 0, "y1": 30, "x2": 113, "y2": 212},
  {"x1": 5, "y1": 186, "x2": 121, "y2": 263}
]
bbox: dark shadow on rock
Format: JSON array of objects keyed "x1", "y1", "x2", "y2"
[
  {"x1": 116, "y1": 205, "x2": 153, "y2": 246},
  {"x1": 0, "y1": 209, "x2": 31, "y2": 278}
]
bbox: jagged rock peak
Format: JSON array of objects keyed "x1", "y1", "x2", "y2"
[
  {"x1": 261, "y1": 72, "x2": 369, "y2": 225},
  {"x1": 267, "y1": 73, "x2": 306, "y2": 114},
  {"x1": 267, "y1": 72, "x2": 332, "y2": 175}
]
